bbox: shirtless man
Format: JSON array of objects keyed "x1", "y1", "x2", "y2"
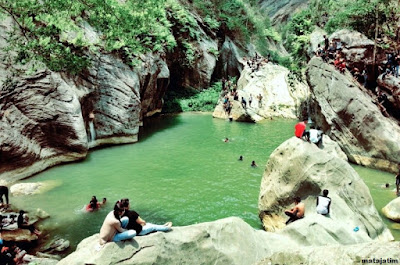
[
  {"x1": 99, "y1": 201, "x2": 136, "y2": 245},
  {"x1": 284, "y1": 197, "x2": 305, "y2": 225}
]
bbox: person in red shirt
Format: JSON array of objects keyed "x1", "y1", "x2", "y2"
[{"x1": 294, "y1": 120, "x2": 307, "y2": 138}]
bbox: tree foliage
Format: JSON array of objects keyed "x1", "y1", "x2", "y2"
[{"x1": 0, "y1": 0, "x2": 176, "y2": 73}]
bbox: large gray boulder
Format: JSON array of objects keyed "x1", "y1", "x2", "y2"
[
  {"x1": 382, "y1": 197, "x2": 400, "y2": 222},
  {"x1": 307, "y1": 57, "x2": 400, "y2": 172},
  {"x1": 57, "y1": 217, "x2": 298, "y2": 265},
  {"x1": 260, "y1": 0, "x2": 308, "y2": 26},
  {"x1": 213, "y1": 62, "x2": 308, "y2": 122},
  {"x1": 258, "y1": 137, "x2": 393, "y2": 245}
]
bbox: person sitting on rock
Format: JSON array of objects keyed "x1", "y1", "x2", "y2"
[
  {"x1": 284, "y1": 197, "x2": 305, "y2": 225},
  {"x1": 120, "y1": 198, "x2": 172, "y2": 237},
  {"x1": 395, "y1": 166, "x2": 400, "y2": 196},
  {"x1": 315, "y1": 44, "x2": 324, "y2": 57},
  {"x1": 316, "y1": 189, "x2": 331, "y2": 216},
  {"x1": 294, "y1": 119, "x2": 308, "y2": 139},
  {"x1": 99, "y1": 201, "x2": 137, "y2": 245},
  {"x1": 17, "y1": 210, "x2": 41, "y2": 236},
  {"x1": 308, "y1": 126, "x2": 323, "y2": 147},
  {"x1": 0, "y1": 186, "x2": 9, "y2": 207}
]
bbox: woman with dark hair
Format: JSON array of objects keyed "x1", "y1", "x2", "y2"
[{"x1": 98, "y1": 201, "x2": 136, "y2": 245}]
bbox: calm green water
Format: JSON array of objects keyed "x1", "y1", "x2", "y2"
[
  {"x1": 12, "y1": 113, "x2": 399, "y2": 254},
  {"x1": 352, "y1": 165, "x2": 400, "y2": 240},
  {"x1": 13, "y1": 113, "x2": 295, "y2": 252}
]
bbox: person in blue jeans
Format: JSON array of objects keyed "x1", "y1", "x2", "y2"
[
  {"x1": 98, "y1": 201, "x2": 136, "y2": 245},
  {"x1": 120, "y1": 198, "x2": 172, "y2": 236}
]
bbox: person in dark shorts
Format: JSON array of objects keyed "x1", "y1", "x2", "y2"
[{"x1": 284, "y1": 197, "x2": 305, "y2": 225}]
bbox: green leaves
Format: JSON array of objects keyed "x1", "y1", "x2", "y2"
[{"x1": 0, "y1": 0, "x2": 177, "y2": 73}]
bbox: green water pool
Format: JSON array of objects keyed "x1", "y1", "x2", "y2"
[{"x1": 11, "y1": 113, "x2": 399, "y2": 253}]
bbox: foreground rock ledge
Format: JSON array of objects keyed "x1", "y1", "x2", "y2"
[{"x1": 57, "y1": 217, "x2": 298, "y2": 265}]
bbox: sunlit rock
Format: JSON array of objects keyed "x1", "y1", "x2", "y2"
[
  {"x1": 256, "y1": 241, "x2": 400, "y2": 265},
  {"x1": 382, "y1": 197, "x2": 400, "y2": 222},
  {"x1": 307, "y1": 57, "x2": 400, "y2": 172},
  {"x1": 258, "y1": 137, "x2": 393, "y2": 244},
  {"x1": 57, "y1": 217, "x2": 298, "y2": 265}
]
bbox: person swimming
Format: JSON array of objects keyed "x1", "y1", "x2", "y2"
[
  {"x1": 251, "y1": 161, "x2": 257, "y2": 167},
  {"x1": 239, "y1": 156, "x2": 243, "y2": 161},
  {"x1": 224, "y1": 138, "x2": 229, "y2": 142}
]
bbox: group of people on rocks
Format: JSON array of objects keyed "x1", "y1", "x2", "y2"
[
  {"x1": 0, "y1": 186, "x2": 43, "y2": 265},
  {"x1": 242, "y1": 53, "x2": 269, "y2": 74},
  {"x1": 0, "y1": 243, "x2": 36, "y2": 265},
  {"x1": 221, "y1": 78, "x2": 264, "y2": 116},
  {"x1": 97, "y1": 198, "x2": 172, "y2": 248},
  {"x1": 381, "y1": 53, "x2": 400, "y2": 79},
  {"x1": 316, "y1": 35, "x2": 400, "y2": 92},
  {"x1": 294, "y1": 119, "x2": 324, "y2": 147},
  {"x1": 284, "y1": 189, "x2": 331, "y2": 225}
]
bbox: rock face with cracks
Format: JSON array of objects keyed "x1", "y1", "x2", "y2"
[
  {"x1": 258, "y1": 137, "x2": 393, "y2": 244},
  {"x1": 306, "y1": 57, "x2": 400, "y2": 172}
]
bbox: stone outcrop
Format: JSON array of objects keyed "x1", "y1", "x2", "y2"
[
  {"x1": 260, "y1": 0, "x2": 308, "y2": 26},
  {"x1": 307, "y1": 57, "x2": 400, "y2": 172},
  {"x1": 213, "y1": 62, "x2": 308, "y2": 122},
  {"x1": 57, "y1": 217, "x2": 298, "y2": 265},
  {"x1": 258, "y1": 137, "x2": 393, "y2": 244},
  {"x1": 10, "y1": 181, "x2": 61, "y2": 195},
  {"x1": 382, "y1": 197, "x2": 400, "y2": 222},
  {"x1": 376, "y1": 74, "x2": 400, "y2": 121},
  {"x1": 257, "y1": 241, "x2": 400, "y2": 265},
  {"x1": 308, "y1": 27, "x2": 327, "y2": 56}
]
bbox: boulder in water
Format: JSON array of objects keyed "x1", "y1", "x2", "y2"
[
  {"x1": 258, "y1": 137, "x2": 393, "y2": 244},
  {"x1": 382, "y1": 197, "x2": 400, "y2": 222}
]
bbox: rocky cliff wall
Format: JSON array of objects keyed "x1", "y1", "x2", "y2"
[
  {"x1": 307, "y1": 57, "x2": 400, "y2": 172},
  {"x1": 0, "y1": 4, "x2": 256, "y2": 182}
]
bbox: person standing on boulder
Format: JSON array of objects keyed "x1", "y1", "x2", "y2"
[
  {"x1": 284, "y1": 197, "x2": 305, "y2": 225},
  {"x1": 0, "y1": 186, "x2": 9, "y2": 206},
  {"x1": 395, "y1": 166, "x2": 400, "y2": 196},
  {"x1": 294, "y1": 120, "x2": 307, "y2": 139},
  {"x1": 316, "y1": 189, "x2": 331, "y2": 215}
]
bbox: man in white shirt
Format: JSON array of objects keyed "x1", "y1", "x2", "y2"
[
  {"x1": 316, "y1": 189, "x2": 331, "y2": 215},
  {"x1": 309, "y1": 126, "x2": 323, "y2": 147}
]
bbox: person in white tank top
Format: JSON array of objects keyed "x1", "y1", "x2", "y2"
[{"x1": 316, "y1": 189, "x2": 331, "y2": 215}]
